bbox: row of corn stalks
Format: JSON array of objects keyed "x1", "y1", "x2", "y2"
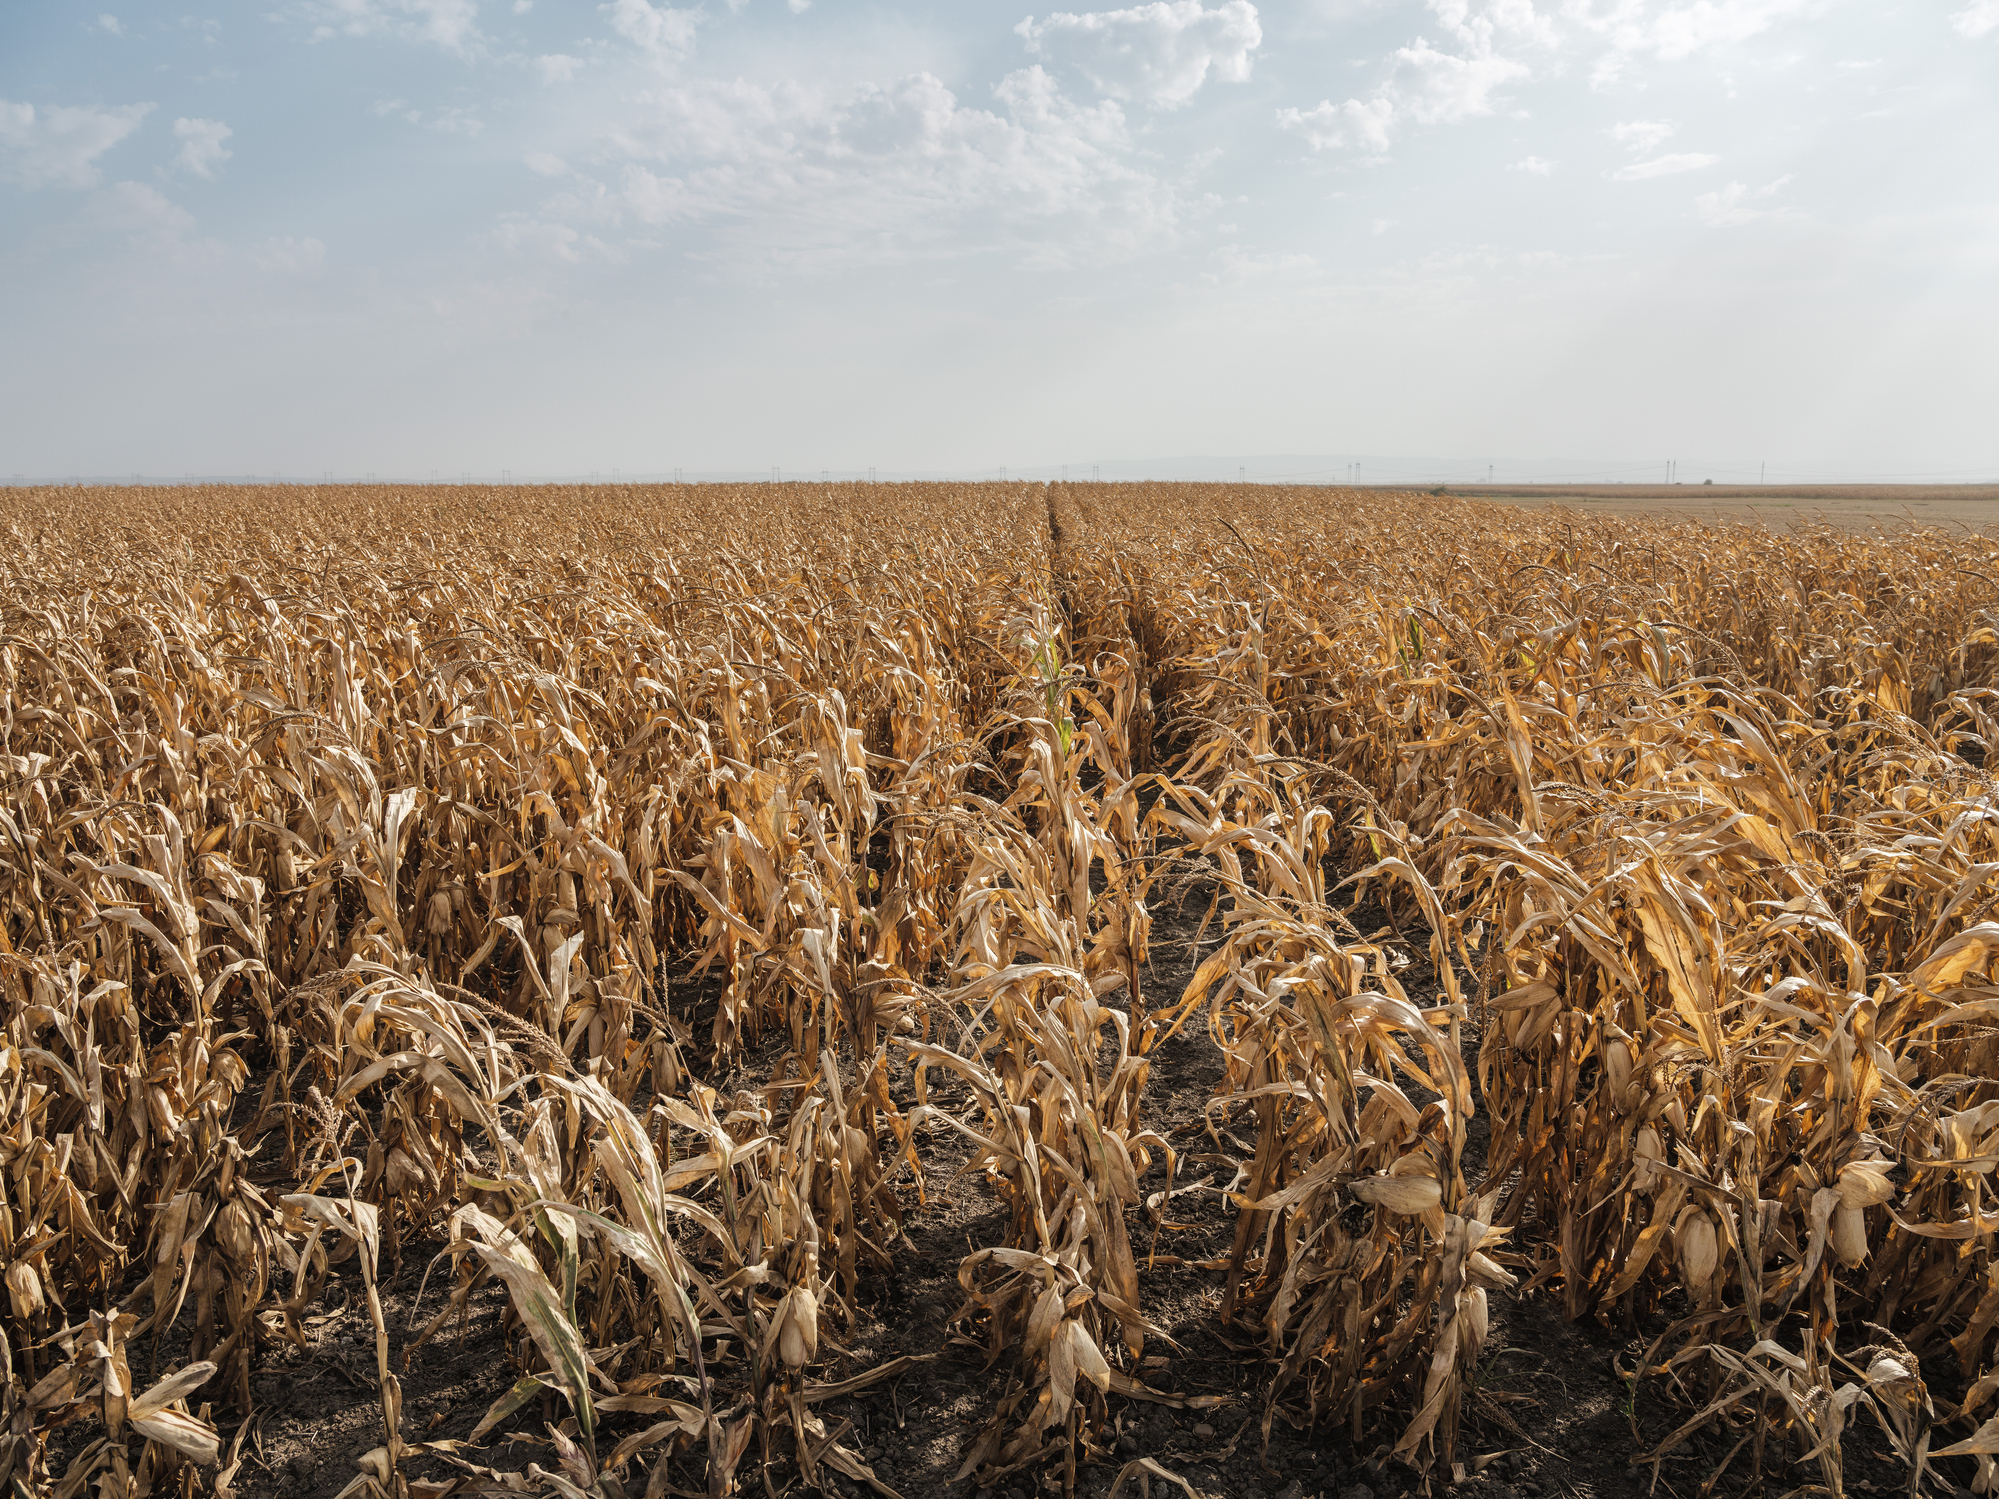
[{"x1": 1054, "y1": 485, "x2": 1999, "y2": 1489}]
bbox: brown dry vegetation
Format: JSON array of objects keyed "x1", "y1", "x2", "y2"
[
  {"x1": 1442, "y1": 486, "x2": 1999, "y2": 503},
  {"x1": 2, "y1": 482, "x2": 1998, "y2": 1499},
  {"x1": 1438, "y1": 487, "x2": 1999, "y2": 535}
]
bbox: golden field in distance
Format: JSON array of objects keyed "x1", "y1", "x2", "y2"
[{"x1": 1442, "y1": 482, "x2": 1999, "y2": 533}]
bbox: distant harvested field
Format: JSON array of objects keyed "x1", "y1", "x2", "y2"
[{"x1": 1436, "y1": 482, "x2": 1999, "y2": 532}]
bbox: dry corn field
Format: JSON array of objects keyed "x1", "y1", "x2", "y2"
[{"x1": 3, "y1": 482, "x2": 1999, "y2": 1499}]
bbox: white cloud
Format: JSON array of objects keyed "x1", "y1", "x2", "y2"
[
  {"x1": 1016, "y1": 2, "x2": 1261, "y2": 107},
  {"x1": 1276, "y1": 2, "x2": 1546, "y2": 157},
  {"x1": 534, "y1": 53, "x2": 583, "y2": 83},
  {"x1": 788, "y1": 0, "x2": 811, "y2": 11},
  {"x1": 90, "y1": 179, "x2": 195, "y2": 239},
  {"x1": 1370, "y1": 216, "x2": 1394, "y2": 234},
  {"x1": 298, "y1": 0, "x2": 482, "y2": 54},
  {"x1": 1612, "y1": 118, "x2": 1676, "y2": 152},
  {"x1": 1507, "y1": 154, "x2": 1554, "y2": 173},
  {"x1": 171, "y1": 117, "x2": 232, "y2": 177},
  {"x1": 1694, "y1": 174, "x2": 1794, "y2": 225},
  {"x1": 1394, "y1": 36, "x2": 1529, "y2": 123},
  {"x1": 1576, "y1": 0, "x2": 1822, "y2": 64},
  {"x1": 92, "y1": 14, "x2": 127, "y2": 35},
  {"x1": 1423, "y1": 0, "x2": 1559, "y2": 54},
  {"x1": 1311, "y1": 2, "x2": 1828, "y2": 128},
  {"x1": 1610, "y1": 151, "x2": 1717, "y2": 180},
  {"x1": 250, "y1": 235, "x2": 327, "y2": 272},
  {"x1": 603, "y1": 0, "x2": 698, "y2": 62},
  {"x1": 519, "y1": 67, "x2": 1182, "y2": 274},
  {"x1": 1587, "y1": 53, "x2": 1626, "y2": 90},
  {"x1": 1648, "y1": 0, "x2": 1820, "y2": 60},
  {"x1": 513, "y1": 0, "x2": 531, "y2": 10},
  {"x1": 1276, "y1": 96, "x2": 1395, "y2": 155},
  {"x1": 0, "y1": 99, "x2": 152, "y2": 190},
  {"x1": 1277, "y1": 38, "x2": 1525, "y2": 156},
  {"x1": 524, "y1": 151, "x2": 568, "y2": 175},
  {"x1": 1953, "y1": 0, "x2": 1999, "y2": 36}
]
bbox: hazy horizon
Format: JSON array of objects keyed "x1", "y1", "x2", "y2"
[{"x1": 7, "y1": 454, "x2": 1998, "y2": 487}]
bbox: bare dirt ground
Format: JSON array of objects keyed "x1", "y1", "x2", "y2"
[
  {"x1": 1399, "y1": 485, "x2": 1999, "y2": 535},
  {"x1": 193, "y1": 889, "x2": 1952, "y2": 1499}
]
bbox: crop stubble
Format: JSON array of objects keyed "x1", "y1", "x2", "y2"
[{"x1": 1, "y1": 481, "x2": 1996, "y2": 1499}]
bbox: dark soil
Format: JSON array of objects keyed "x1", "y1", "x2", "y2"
[{"x1": 113, "y1": 892, "x2": 1957, "y2": 1499}]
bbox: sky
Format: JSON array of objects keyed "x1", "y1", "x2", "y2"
[{"x1": 2, "y1": 0, "x2": 1996, "y2": 483}]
